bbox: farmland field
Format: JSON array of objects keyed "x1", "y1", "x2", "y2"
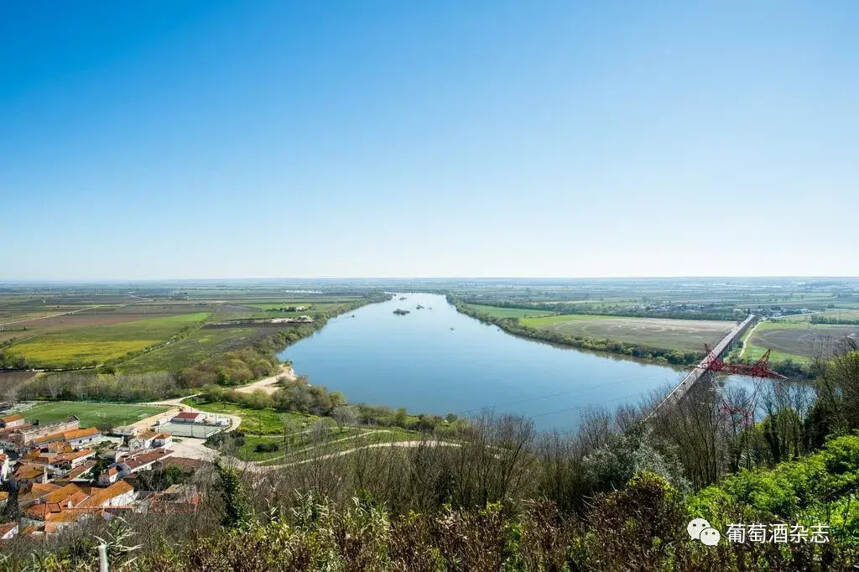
[
  {"x1": 744, "y1": 320, "x2": 859, "y2": 363},
  {"x1": 3, "y1": 312, "x2": 209, "y2": 368},
  {"x1": 463, "y1": 304, "x2": 556, "y2": 319},
  {"x1": 18, "y1": 400, "x2": 166, "y2": 428},
  {"x1": 520, "y1": 314, "x2": 735, "y2": 352}
]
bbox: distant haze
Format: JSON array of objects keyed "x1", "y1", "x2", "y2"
[{"x1": 2, "y1": 2, "x2": 857, "y2": 280}]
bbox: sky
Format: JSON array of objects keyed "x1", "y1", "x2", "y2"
[{"x1": 1, "y1": 1, "x2": 857, "y2": 280}]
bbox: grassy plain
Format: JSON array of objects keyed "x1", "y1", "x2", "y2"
[
  {"x1": 259, "y1": 427, "x2": 419, "y2": 466},
  {"x1": 743, "y1": 320, "x2": 859, "y2": 363},
  {"x1": 519, "y1": 313, "x2": 735, "y2": 352},
  {"x1": 185, "y1": 397, "x2": 316, "y2": 434},
  {"x1": 19, "y1": 400, "x2": 166, "y2": 427},
  {"x1": 463, "y1": 304, "x2": 556, "y2": 319},
  {"x1": 3, "y1": 312, "x2": 208, "y2": 368},
  {"x1": 0, "y1": 286, "x2": 378, "y2": 379}
]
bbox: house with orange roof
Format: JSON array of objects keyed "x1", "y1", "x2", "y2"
[
  {"x1": 98, "y1": 465, "x2": 121, "y2": 486},
  {"x1": 17, "y1": 482, "x2": 61, "y2": 506},
  {"x1": 14, "y1": 463, "x2": 49, "y2": 484},
  {"x1": 66, "y1": 460, "x2": 97, "y2": 481},
  {"x1": 78, "y1": 480, "x2": 135, "y2": 509},
  {"x1": 53, "y1": 448, "x2": 97, "y2": 470},
  {"x1": 126, "y1": 429, "x2": 157, "y2": 451},
  {"x1": 0, "y1": 414, "x2": 25, "y2": 428},
  {"x1": 62, "y1": 427, "x2": 102, "y2": 448},
  {"x1": 20, "y1": 483, "x2": 90, "y2": 524}
]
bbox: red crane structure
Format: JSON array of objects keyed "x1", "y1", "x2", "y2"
[
  {"x1": 697, "y1": 344, "x2": 787, "y2": 427},
  {"x1": 700, "y1": 344, "x2": 787, "y2": 380}
]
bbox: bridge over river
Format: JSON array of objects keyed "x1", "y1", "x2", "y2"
[{"x1": 646, "y1": 314, "x2": 757, "y2": 419}]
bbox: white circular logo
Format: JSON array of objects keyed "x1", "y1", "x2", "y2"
[
  {"x1": 700, "y1": 527, "x2": 721, "y2": 546},
  {"x1": 686, "y1": 518, "x2": 711, "y2": 540}
]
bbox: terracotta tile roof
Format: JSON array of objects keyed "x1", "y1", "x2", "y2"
[
  {"x1": 54, "y1": 448, "x2": 95, "y2": 463},
  {"x1": 1, "y1": 414, "x2": 23, "y2": 423},
  {"x1": 123, "y1": 448, "x2": 171, "y2": 471},
  {"x1": 14, "y1": 463, "x2": 45, "y2": 480},
  {"x1": 67, "y1": 460, "x2": 97, "y2": 480},
  {"x1": 24, "y1": 502, "x2": 63, "y2": 519},
  {"x1": 174, "y1": 411, "x2": 200, "y2": 420},
  {"x1": 0, "y1": 522, "x2": 17, "y2": 537},
  {"x1": 31, "y1": 430, "x2": 67, "y2": 446},
  {"x1": 63, "y1": 427, "x2": 100, "y2": 441},
  {"x1": 78, "y1": 480, "x2": 134, "y2": 508},
  {"x1": 153, "y1": 433, "x2": 171, "y2": 439},
  {"x1": 18, "y1": 483, "x2": 60, "y2": 503}
]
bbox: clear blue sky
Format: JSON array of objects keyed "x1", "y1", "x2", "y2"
[{"x1": 2, "y1": 1, "x2": 857, "y2": 280}]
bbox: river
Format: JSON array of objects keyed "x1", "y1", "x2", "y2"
[{"x1": 279, "y1": 293, "x2": 698, "y2": 431}]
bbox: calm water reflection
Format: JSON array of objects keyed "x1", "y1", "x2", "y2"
[{"x1": 279, "y1": 293, "x2": 691, "y2": 431}]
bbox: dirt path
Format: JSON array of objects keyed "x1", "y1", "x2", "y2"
[
  {"x1": 276, "y1": 440, "x2": 461, "y2": 468},
  {"x1": 234, "y1": 364, "x2": 295, "y2": 395},
  {"x1": 0, "y1": 305, "x2": 104, "y2": 327},
  {"x1": 739, "y1": 320, "x2": 763, "y2": 359}
]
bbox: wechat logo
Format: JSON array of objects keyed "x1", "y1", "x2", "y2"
[{"x1": 687, "y1": 518, "x2": 721, "y2": 546}]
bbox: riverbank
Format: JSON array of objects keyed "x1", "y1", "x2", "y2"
[{"x1": 449, "y1": 296, "x2": 706, "y2": 367}]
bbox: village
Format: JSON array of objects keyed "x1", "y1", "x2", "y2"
[{"x1": 0, "y1": 406, "x2": 229, "y2": 541}]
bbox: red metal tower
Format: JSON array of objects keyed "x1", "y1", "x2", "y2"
[{"x1": 700, "y1": 345, "x2": 787, "y2": 380}]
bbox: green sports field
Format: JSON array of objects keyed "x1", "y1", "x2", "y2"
[{"x1": 20, "y1": 401, "x2": 166, "y2": 428}]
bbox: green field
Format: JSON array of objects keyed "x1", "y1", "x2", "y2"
[
  {"x1": 119, "y1": 325, "x2": 272, "y2": 373},
  {"x1": 743, "y1": 320, "x2": 859, "y2": 363},
  {"x1": 463, "y1": 304, "x2": 556, "y2": 319},
  {"x1": 519, "y1": 313, "x2": 735, "y2": 352},
  {"x1": 186, "y1": 397, "x2": 316, "y2": 434},
  {"x1": 4, "y1": 312, "x2": 209, "y2": 368},
  {"x1": 0, "y1": 288, "x2": 379, "y2": 377},
  {"x1": 20, "y1": 401, "x2": 166, "y2": 428},
  {"x1": 260, "y1": 426, "x2": 419, "y2": 466}
]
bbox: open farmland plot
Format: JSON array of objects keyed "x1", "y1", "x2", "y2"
[
  {"x1": 2, "y1": 312, "x2": 208, "y2": 368},
  {"x1": 520, "y1": 314, "x2": 736, "y2": 352},
  {"x1": 463, "y1": 304, "x2": 556, "y2": 319},
  {"x1": 745, "y1": 321, "x2": 859, "y2": 363},
  {"x1": 117, "y1": 324, "x2": 276, "y2": 373}
]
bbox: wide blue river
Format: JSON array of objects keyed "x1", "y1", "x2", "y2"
[{"x1": 279, "y1": 293, "x2": 691, "y2": 431}]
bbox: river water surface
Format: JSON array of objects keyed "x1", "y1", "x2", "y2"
[{"x1": 279, "y1": 293, "x2": 694, "y2": 431}]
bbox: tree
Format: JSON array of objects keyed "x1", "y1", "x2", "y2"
[
  {"x1": 215, "y1": 461, "x2": 252, "y2": 530},
  {"x1": 333, "y1": 405, "x2": 358, "y2": 429}
]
